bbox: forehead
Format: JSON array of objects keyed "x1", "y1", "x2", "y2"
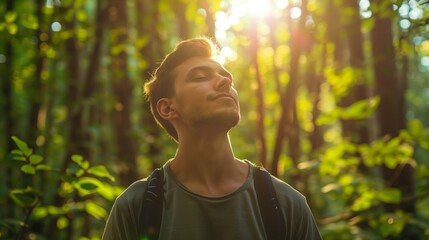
[{"x1": 174, "y1": 57, "x2": 227, "y2": 79}]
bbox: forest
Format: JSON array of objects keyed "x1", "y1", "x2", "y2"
[{"x1": 1, "y1": 0, "x2": 429, "y2": 239}]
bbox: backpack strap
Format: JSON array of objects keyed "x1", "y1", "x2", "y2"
[
  {"x1": 142, "y1": 168, "x2": 164, "y2": 240},
  {"x1": 254, "y1": 167, "x2": 286, "y2": 240}
]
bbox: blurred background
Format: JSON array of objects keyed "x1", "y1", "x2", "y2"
[{"x1": 1, "y1": 0, "x2": 429, "y2": 239}]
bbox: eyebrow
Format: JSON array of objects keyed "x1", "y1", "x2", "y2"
[{"x1": 186, "y1": 64, "x2": 233, "y2": 80}]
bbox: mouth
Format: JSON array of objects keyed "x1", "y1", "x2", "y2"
[{"x1": 210, "y1": 93, "x2": 237, "y2": 105}]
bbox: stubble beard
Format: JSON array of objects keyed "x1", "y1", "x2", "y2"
[{"x1": 190, "y1": 110, "x2": 241, "y2": 130}]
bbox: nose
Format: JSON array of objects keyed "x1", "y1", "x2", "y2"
[{"x1": 215, "y1": 74, "x2": 232, "y2": 91}]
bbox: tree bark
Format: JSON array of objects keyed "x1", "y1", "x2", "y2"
[
  {"x1": 370, "y1": 1, "x2": 415, "y2": 238},
  {"x1": 1, "y1": 0, "x2": 15, "y2": 220},
  {"x1": 28, "y1": 0, "x2": 46, "y2": 146},
  {"x1": 109, "y1": 0, "x2": 138, "y2": 185},
  {"x1": 271, "y1": 0, "x2": 309, "y2": 176},
  {"x1": 305, "y1": 40, "x2": 325, "y2": 151},
  {"x1": 82, "y1": 0, "x2": 107, "y2": 161},
  {"x1": 173, "y1": 1, "x2": 189, "y2": 39},
  {"x1": 136, "y1": 0, "x2": 164, "y2": 170},
  {"x1": 249, "y1": 20, "x2": 267, "y2": 168},
  {"x1": 200, "y1": 0, "x2": 216, "y2": 40},
  {"x1": 48, "y1": 2, "x2": 85, "y2": 238},
  {"x1": 341, "y1": 0, "x2": 370, "y2": 144}
]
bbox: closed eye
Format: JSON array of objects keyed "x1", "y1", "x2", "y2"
[{"x1": 193, "y1": 74, "x2": 210, "y2": 81}]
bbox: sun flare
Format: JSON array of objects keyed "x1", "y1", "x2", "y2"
[{"x1": 227, "y1": 0, "x2": 289, "y2": 17}]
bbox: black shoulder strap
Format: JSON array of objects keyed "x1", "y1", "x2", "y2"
[
  {"x1": 142, "y1": 168, "x2": 164, "y2": 240},
  {"x1": 254, "y1": 167, "x2": 286, "y2": 240}
]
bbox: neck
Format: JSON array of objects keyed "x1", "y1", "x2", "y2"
[
  {"x1": 170, "y1": 130, "x2": 248, "y2": 196},
  {"x1": 173, "y1": 131, "x2": 235, "y2": 173}
]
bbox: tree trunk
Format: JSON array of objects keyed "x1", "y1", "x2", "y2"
[
  {"x1": 271, "y1": 0, "x2": 309, "y2": 176},
  {"x1": 341, "y1": 0, "x2": 370, "y2": 145},
  {"x1": 249, "y1": 20, "x2": 267, "y2": 168},
  {"x1": 79, "y1": 0, "x2": 108, "y2": 236},
  {"x1": 370, "y1": 1, "x2": 415, "y2": 238},
  {"x1": 326, "y1": 1, "x2": 344, "y2": 68},
  {"x1": 200, "y1": 0, "x2": 216, "y2": 40},
  {"x1": 1, "y1": 0, "x2": 15, "y2": 220},
  {"x1": 305, "y1": 40, "x2": 325, "y2": 151},
  {"x1": 47, "y1": 2, "x2": 84, "y2": 238},
  {"x1": 173, "y1": 1, "x2": 189, "y2": 39},
  {"x1": 28, "y1": 0, "x2": 46, "y2": 147},
  {"x1": 136, "y1": 0, "x2": 164, "y2": 170},
  {"x1": 109, "y1": 0, "x2": 138, "y2": 185},
  {"x1": 82, "y1": 0, "x2": 107, "y2": 161}
]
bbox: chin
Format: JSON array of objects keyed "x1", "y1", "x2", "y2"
[{"x1": 192, "y1": 111, "x2": 241, "y2": 128}]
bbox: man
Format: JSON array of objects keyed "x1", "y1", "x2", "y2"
[{"x1": 102, "y1": 38, "x2": 321, "y2": 239}]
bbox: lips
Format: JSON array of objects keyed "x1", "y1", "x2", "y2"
[{"x1": 210, "y1": 93, "x2": 237, "y2": 104}]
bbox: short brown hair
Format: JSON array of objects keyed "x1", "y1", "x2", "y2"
[{"x1": 144, "y1": 38, "x2": 218, "y2": 141}]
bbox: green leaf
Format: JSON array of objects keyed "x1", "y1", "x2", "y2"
[
  {"x1": 351, "y1": 191, "x2": 375, "y2": 211},
  {"x1": 11, "y1": 136, "x2": 32, "y2": 157},
  {"x1": 5, "y1": 12, "x2": 17, "y2": 23},
  {"x1": 71, "y1": 155, "x2": 84, "y2": 165},
  {"x1": 71, "y1": 155, "x2": 89, "y2": 169},
  {"x1": 87, "y1": 165, "x2": 115, "y2": 181},
  {"x1": 73, "y1": 177, "x2": 103, "y2": 195},
  {"x1": 9, "y1": 188, "x2": 39, "y2": 207},
  {"x1": 80, "y1": 182, "x2": 98, "y2": 191},
  {"x1": 36, "y1": 164, "x2": 52, "y2": 171},
  {"x1": 378, "y1": 212, "x2": 408, "y2": 237},
  {"x1": 377, "y1": 188, "x2": 401, "y2": 204},
  {"x1": 341, "y1": 97, "x2": 380, "y2": 120},
  {"x1": 408, "y1": 119, "x2": 424, "y2": 139},
  {"x1": 62, "y1": 174, "x2": 75, "y2": 183},
  {"x1": 85, "y1": 201, "x2": 108, "y2": 220},
  {"x1": 12, "y1": 156, "x2": 27, "y2": 162},
  {"x1": 81, "y1": 160, "x2": 89, "y2": 170},
  {"x1": 21, "y1": 164, "x2": 36, "y2": 175},
  {"x1": 110, "y1": 43, "x2": 126, "y2": 56},
  {"x1": 384, "y1": 156, "x2": 399, "y2": 169},
  {"x1": 6, "y1": 23, "x2": 18, "y2": 35},
  {"x1": 338, "y1": 174, "x2": 353, "y2": 186},
  {"x1": 30, "y1": 154, "x2": 43, "y2": 164},
  {"x1": 11, "y1": 149, "x2": 23, "y2": 156},
  {"x1": 57, "y1": 216, "x2": 69, "y2": 230},
  {"x1": 47, "y1": 206, "x2": 66, "y2": 215},
  {"x1": 76, "y1": 169, "x2": 85, "y2": 177},
  {"x1": 32, "y1": 207, "x2": 48, "y2": 219},
  {"x1": 21, "y1": 14, "x2": 39, "y2": 30},
  {"x1": 316, "y1": 110, "x2": 339, "y2": 125},
  {"x1": 95, "y1": 183, "x2": 122, "y2": 201}
]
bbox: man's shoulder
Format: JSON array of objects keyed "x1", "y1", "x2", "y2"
[
  {"x1": 269, "y1": 174, "x2": 307, "y2": 204},
  {"x1": 247, "y1": 161, "x2": 307, "y2": 205},
  {"x1": 114, "y1": 178, "x2": 148, "y2": 207}
]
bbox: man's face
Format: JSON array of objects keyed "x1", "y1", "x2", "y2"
[{"x1": 170, "y1": 57, "x2": 240, "y2": 129}]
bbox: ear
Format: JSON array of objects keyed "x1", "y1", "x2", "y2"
[{"x1": 156, "y1": 98, "x2": 178, "y2": 120}]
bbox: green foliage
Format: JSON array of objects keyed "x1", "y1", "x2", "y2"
[
  {"x1": 319, "y1": 124, "x2": 429, "y2": 238},
  {"x1": 1, "y1": 0, "x2": 429, "y2": 239},
  {"x1": 9, "y1": 187, "x2": 39, "y2": 208},
  {"x1": 0, "y1": 12, "x2": 19, "y2": 35},
  {"x1": 11, "y1": 136, "x2": 51, "y2": 175},
  {"x1": 0, "y1": 137, "x2": 120, "y2": 239},
  {"x1": 317, "y1": 97, "x2": 380, "y2": 125}
]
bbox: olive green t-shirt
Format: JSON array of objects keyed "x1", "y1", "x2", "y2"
[{"x1": 102, "y1": 160, "x2": 321, "y2": 240}]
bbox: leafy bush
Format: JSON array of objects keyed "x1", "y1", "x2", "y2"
[
  {"x1": 0, "y1": 137, "x2": 122, "y2": 239},
  {"x1": 318, "y1": 120, "x2": 429, "y2": 239}
]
